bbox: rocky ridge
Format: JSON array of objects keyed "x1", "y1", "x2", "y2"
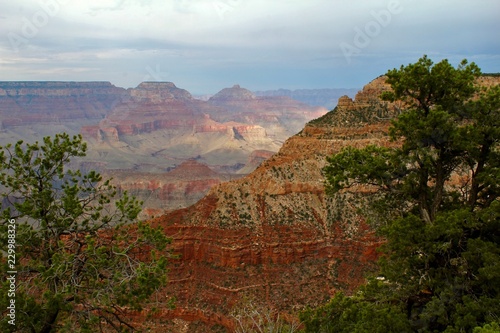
[
  {"x1": 0, "y1": 80, "x2": 327, "y2": 214},
  {"x1": 148, "y1": 76, "x2": 401, "y2": 331},
  {"x1": 208, "y1": 85, "x2": 327, "y2": 139},
  {"x1": 76, "y1": 83, "x2": 328, "y2": 214},
  {"x1": 149, "y1": 74, "x2": 500, "y2": 331}
]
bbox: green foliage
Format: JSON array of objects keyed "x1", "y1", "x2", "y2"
[
  {"x1": 300, "y1": 291, "x2": 411, "y2": 333},
  {"x1": 381, "y1": 55, "x2": 480, "y2": 114},
  {"x1": 304, "y1": 56, "x2": 500, "y2": 332},
  {"x1": 0, "y1": 133, "x2": 172, "y2": 332},
  {"x1": 474, "y1": 322, "x2": 500, "y2": 333}
]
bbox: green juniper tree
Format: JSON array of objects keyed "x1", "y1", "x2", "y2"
[
  {"x1": 301, "y1": 56, "x2": 500, "y2": 332},
  {"x1": 0, "y1": 133, "x2": 172, "y2": 333}
]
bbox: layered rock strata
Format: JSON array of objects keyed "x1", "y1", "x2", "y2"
[
  {"x1": 104, "y1": 160, "x2": 240, "y2": 216},
  {"x1": 150, "y1": 74, "x2": 500, "y2": 332},
  {"x1": 147, "y1": 76, "x2": 402, "y2": 332},
  {"x1": 0, "y1": 81, "x2": 125, "y2": 128}
]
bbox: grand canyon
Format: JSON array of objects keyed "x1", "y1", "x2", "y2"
[
  {"x1": 2, "y1": 74, "x2": 498, "y2": 332},
  {"x1": 0, "y1": 81, "x2": 327, "y2": 215}
]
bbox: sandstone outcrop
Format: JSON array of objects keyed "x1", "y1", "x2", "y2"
[
  {"x1": 103, "y1": 160, "x2": 240, "y2": 216},
  {"x1": 148, "y1": 74, "x2": 500, "y2": 332}
]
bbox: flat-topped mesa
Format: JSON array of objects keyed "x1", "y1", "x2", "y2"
[
  {"x1": 130, "y1": 82, "x2": 193, "y2": 102},
  {"x1": 208, "y1": 84, "x2": 256, "y2": 101},
  {"x1": 88, "y1": 82, "x2": 199, "y2": 137},
  {"x1": 0, "y1": 81, "x2": 121, "y2": 96},
  {"x1": 0, "y1": 81, "x2": 126, "y2": 127}
]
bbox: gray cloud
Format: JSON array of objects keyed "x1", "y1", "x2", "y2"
[{"x1": 0, "y1": 0, "x2": 498, "y2": 93}]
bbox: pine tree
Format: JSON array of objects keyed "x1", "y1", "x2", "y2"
[{"x1": 302, "y1": 56, "x2": 500, "y2": 332}]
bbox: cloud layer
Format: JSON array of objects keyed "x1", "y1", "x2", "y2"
[{"x1": 1, "y1": 0, "x2": 499, "y2": 93}]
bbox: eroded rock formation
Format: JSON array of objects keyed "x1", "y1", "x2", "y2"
[
  {"x1": 79, "y1": 82, "x2": 326, "y2": 175},
  {"x1": 104, "y1": 160, "x2": 240, "y2": 215},
  {"x1": 0, "y1": 80, "x2": 328, "y2": 219},
  {"x1": 145, "y1": 76, "x2": 400, "y2": 332},
  {"x1": 0, "y1": 81, "x2": 125, "y2": 128},
  {"x1": 147, "y1": 74, "x2": 500, "y2": 332}
]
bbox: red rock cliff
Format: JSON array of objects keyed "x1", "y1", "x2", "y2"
[
  {"x1": 146, "y1": 77, "x2": 401, "y2": 332},
  {"x1": 148, "y1": 75, "x2": 500, "y2": 331},
  {"x1": 104, "y1": 160, "x2": 241, "y2": 216}
]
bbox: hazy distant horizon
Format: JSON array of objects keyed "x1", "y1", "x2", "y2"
[{"x1": 0, "y1": 79, "x2": 361, "y2": 96}]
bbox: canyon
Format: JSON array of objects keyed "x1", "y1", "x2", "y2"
[
  {"x1": 145, "y1": 75, "x2": 399, "y2": 331},
  {"x1": 0, "y1": 81, "x2": 327, "y2": 213},
  {"x1": 145, "y1": 74, "x2": 500, "y2": 332},
  {"x1": 2, "y1": 75, "x2": 498, "y2": 331}
]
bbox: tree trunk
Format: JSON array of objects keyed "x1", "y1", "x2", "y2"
[
  {"x1": 468, "y1": 139, "x2": 492, "y2": 209},
  {"x1": 38, "y1": 308, "x2": 59, "y2": 333}
]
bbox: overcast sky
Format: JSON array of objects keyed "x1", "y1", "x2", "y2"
[{"x1": 0, "y1": 0, "x2": 499, "y2": 94}]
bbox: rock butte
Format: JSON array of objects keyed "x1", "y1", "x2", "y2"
[{"x1": 0, "y1": 81, "x2": 126, "y2": 128}]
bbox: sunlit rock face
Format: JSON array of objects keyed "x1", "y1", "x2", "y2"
[{"x1": 146, "y1": 76, "x2": 400, "y2": 332}]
